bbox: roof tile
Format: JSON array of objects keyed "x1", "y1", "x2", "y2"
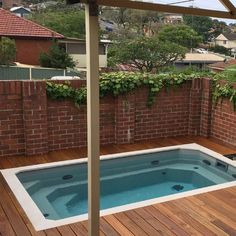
[{"x1": 0, "y1": 8, "x2": 64, "y2": 38}]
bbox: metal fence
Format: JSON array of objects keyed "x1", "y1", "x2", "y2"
[{"x1": 0, "y1": 65, "x2": 83, "y2": 80}]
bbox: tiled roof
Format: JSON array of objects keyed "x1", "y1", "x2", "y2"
[
  {"x1": 116, "y1": 64, "x2": 138, "y2": 71},
  {"x1": 222, "y1": 33, "x2": 236, "y2": 40},
  {"x1": 208, "y1": 59, "x2": 236, "y2": 70},
  {"x1": 178, "y1": 53, "x2": 225, "y2": 63},
  {"x1": 0, "y1": 8, "x2": 64, "y2": 39}
]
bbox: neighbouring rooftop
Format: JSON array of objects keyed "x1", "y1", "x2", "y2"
[
  {"x1": 208, "y1": 59, "x2": 236, "y2": 71},
  {"x1": 0, "y1": 8, "x2": 64, "y2": 38}
]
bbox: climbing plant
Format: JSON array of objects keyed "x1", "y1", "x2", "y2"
[
  {"x1": 212, "y1": 69, "x2": 236, "y2": 110},
  {"x1": 46, "y1": 71, "x2": 211, "y2": 107}
]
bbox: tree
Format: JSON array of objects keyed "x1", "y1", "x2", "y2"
[
  {"x1": 158, "y1": 25, "x2": 202, "y2": 49},
  {"x1": 183, "y1": 15, "x2": 213, "y2": 42},
  {"x1": 39, "y1": 42, "x2": 75, "y2": 69},
  {"x1": 101, "y1": 7, "x2": 162, "y2": 39},
  {"x1": 0, "y1": 37, "x2": 16, "y2": 65},
  {"x1": 108, "y1": 36, "x2": 187, "y2": 72},
  {"x1": 30, "y1": 8, "x2": 85, "y2": 38},
  {"x1": 209, "y1": 45, "x2": 231, "y2": 56},
  {"x1": 211, "y1": 19, "x2": 231, "y2": 39},
  {"x1": 101, "y1": 7, "x2": 130, "y2": 29}
]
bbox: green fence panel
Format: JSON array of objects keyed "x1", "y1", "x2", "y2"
[
  {"x1": 0, "y1": 66, "x2": 29, "y2": 80},
  {"x1": 65, "y1": 70, "x2": 80, "y2": 76},
  {"x1": 32, "y1": 68, "x2": 64, "y2": 79},
  {"x1": 66, "y1": 70, "x2": 86, "y2": 79},
  {"x1": 0, "y1": 66, "x2": 85, "y2": 80}
]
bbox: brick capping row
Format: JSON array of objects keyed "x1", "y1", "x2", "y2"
[{"x1": 0, "y1": 78, "x2": 235, "y2": 157}]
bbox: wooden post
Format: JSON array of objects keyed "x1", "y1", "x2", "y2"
[{"x1": 85, "y1": 1, "x2": 100, "y2": 236}]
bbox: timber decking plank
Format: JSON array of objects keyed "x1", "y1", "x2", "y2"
[
  {"x1": 207, "y1": 191, "x2": 236, "y2": 215},
  {"x1": 212, "y1": 219, "x2": 236, "y2": 236},
  {"x1": 188, "y1": 194, "x2": 236, "y2": 231},
  {"x1": 113, "y1": 212, "x2": 148, "y2": 236},
  {"x1": 103, "y1": 215, "x2": 134, "y2": 236},
  {"x1": 57, "y1": 226, "x2": 77, "y2": 236},
  {"x1": 197, "y1": 193, "x2": 236, "y2": 223},
  {"x1": 0, "y1": 178, "x2": 32, "y2": 236},
  {"x1": 124, "y1": 210, "x2": 165, "y2": 236},
  {"x1": 134, "y1": 207, "x2": 175, "y2": 236},
  {"x1": 0, "y1": 175, "x2": 47, "y2": 236},
  {"x1": 27, "y1": 226, "x2": 46, "y2": 236},
  {"x1": 145, "y1": 205, "x2": 189, "y2": 236},
  {"x1": 80, "y1": 220, "x2": 106, "y2": 236},
  {"x1": 225, "y1": 187, "x2": 236, "y2": 196},
  {"x1": 165, "y1": 201, "x2": 218, "y2": 236},
  {"x1": 100, "y1": 218, "x2": 120, "y2": 236},
  {"x1": 0, "y1": 204, "x2": 16, "y2": 236},
  {"x1": 208, "y1": 189, "x2": 236, "y2": 208},
  {"x1": 69, "y1": 223, "x2": 88, "y2": 236},
  {"x1": 152, "y1": 204, "x2": 202, "y2": 236},
  {"x1": 44, "y1": 228, "x2": 61, "y2": 236},
  {"x1": 169, "y1": 198, "x2": 229, "y2": 236}
]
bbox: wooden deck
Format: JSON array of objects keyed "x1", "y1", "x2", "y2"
[{"x1": 0, "y1": 136, "x2": 236, "y2": 236}]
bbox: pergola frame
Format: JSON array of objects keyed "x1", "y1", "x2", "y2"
[{"x1": 67, "y1": 0, "x2": 236, "y2": 235}]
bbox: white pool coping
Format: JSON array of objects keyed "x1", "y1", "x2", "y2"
[{"x1": 1, "y1": 143, "x2": 236, "y2": 231}]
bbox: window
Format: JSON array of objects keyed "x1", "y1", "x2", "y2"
[{"x1": 223, "y1": 40, "x2": 227, "y2": 44}]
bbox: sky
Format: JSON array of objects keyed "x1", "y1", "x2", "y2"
[{"x1": 147, "y1": 0, "x2": 236, "y2": 23}]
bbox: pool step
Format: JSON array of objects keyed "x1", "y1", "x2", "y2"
[
  {"x1": 24, "y1": 180, "x2": 39, "y2": 190},
  {"x1": 66, "y1": 194, "x2": 80, "y2": 210},
  {"x1": 47, "y1": 183, "x2": 86, "y2": 203},
  {"x1": 26, "y1": 181, "x2": 41, "y2": 194}
]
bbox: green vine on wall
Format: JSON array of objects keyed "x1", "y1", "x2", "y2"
[
  {"x1": 46, "y1": 71, "x2": 211, "y2": 107},
  {"x1": 46, "y1": 81, "x2": 87, "y2": 107},
  {"x1": 212, "y1": 81, "x2": 236, "y2": 109}
]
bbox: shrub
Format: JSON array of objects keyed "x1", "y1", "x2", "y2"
[
  {"x1": 39, "y1": 42, "x2": 76, "y2": 69},
  {"x1": 0, "y1": 37, "x2": 16, "y2": 65},
  {"x1": 209, "y1": 45, "x2": 231, "y2": 56}
]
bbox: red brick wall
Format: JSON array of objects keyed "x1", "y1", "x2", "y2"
[
  {"x1": 211, "y1": 99, "x2": 236, "y2": 147},
  {"x1": 0, "y1": 81, "x2": 25, "y2": 156},
  {"x1": 22, "y1": 81, "x2": 48, "y2": 155},
  {"x1": 0, "y1": 78, "x2": 235, "y2": 157},
  {"x1": 200, "y1": 78, "x2": 213, "y2": 137},
  {"x1": 15, "y1": 39, "x2": 52, "y2": 65},
  {"x1": 135, "y1": 84, "x2": 191, "y2": 140}
]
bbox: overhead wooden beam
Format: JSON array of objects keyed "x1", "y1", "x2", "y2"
[
  {"x1": 218, "y1": 0, "x2": 236, "y2": 14},
  {"x1": 97, "y1": 0, "x2": 236, "y2": 19},
  {"x1": 74, "y1": 0, "x2": 236, "y2": 19}
]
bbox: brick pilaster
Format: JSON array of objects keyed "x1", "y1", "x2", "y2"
[
  {"x1": 188, "y1": 78, "x2": 202, "y2": 135},
  {"x1": 115, "y1": 93, "x2": 135, "y2": 144},
  {"x1": 200, "y1": 78, "x2": 213, "y2": 137},
  {"x1": 22, "y1": 81, "x2": 48, "y2": 155}
]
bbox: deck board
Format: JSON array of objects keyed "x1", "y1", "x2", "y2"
[{"x1": 0, "y1": 136, "x2": 236, "y2": 236}]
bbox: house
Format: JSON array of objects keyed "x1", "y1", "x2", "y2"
[
  {"x1": 29, "y1": 1, "x2": 58, "y2": 11},
  {"x1": 59, "y1": 38, "x2": 110, "y2": 68},
  {"x1": 208, "y1": 59, "x2": 236, "y2": 72},
  {"x1": 175, "y1": 53, "x2": 225, "y2": 70},
  {"x1": 10, "y1": 6, "x2": 31, "y2": 17},
  {"x1": 0, "y1": 0, "x2": 21, "y2": 9},
  {"x1": 215, "y1": 33, "x2": 236, "y2": 49},
  {"x1": 162, "y1": 13, "x2": 183, "y2": 24},
  {"x1": 0, "y1": 8, "x2": 64, "y2": 65}
]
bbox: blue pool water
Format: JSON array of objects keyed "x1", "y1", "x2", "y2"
[{"x1": 17, "y1": 149, "x2": 236, "y2": 220}]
